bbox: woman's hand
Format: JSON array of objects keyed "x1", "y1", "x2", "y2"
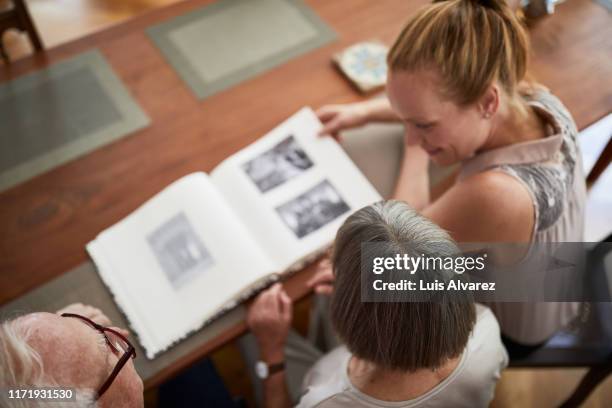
[
  {"x1": 246, "y1": 284, "x2": 293, "y2": 362},
  {"x1": 307, "y1": 257, "x2": 334, "y2": 295},
  {"x1": 316, "y1": 103, "x2": 370, "y2": 139}
]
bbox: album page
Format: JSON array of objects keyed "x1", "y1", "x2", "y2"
[
  {"x1": 210, "y1": 107, "x2": 382, "y2": 272},
  {"x1": 87, "y1": 172, "x2": 275, "y2": 358}
]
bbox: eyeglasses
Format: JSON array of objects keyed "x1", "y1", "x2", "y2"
[{"x1": 60, "y1": 313, "x2": 136, "y2": 399}]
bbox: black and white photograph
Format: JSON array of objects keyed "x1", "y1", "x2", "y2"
[
  {"x1": 276, "y1": 180, "x2": 350, "y2": 239},
  {"x1": 242, "y1": 135, "x2": 314, "y2": 193},
  {"x1": 147, "y1": 212, "x2": 214, "y2": 289}
]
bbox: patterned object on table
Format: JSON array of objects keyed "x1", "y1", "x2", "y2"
[{"x1": 334, "y1": 41, "x2": 388, "y2": 93}]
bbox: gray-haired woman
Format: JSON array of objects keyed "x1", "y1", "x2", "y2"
[{"x1": 245, "y1": 201, "x2": 508, "y2": 408}]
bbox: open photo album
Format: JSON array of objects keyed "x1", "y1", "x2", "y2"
[{"x1": 87, "y1": 108, "x2": 382, "y2": 358}]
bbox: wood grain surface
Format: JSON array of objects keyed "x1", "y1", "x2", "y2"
[
  {"x1": 0, "y1": 0, "x2": 610, "y2": 385},
  {"x1": 0, "y1": 0, "x2": 419, "y2": 305}
]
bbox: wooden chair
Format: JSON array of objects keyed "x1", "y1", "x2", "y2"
[
  {"x1": 508, "y1": 236, "x2": 612, "y2": 407},
  {"x1": 0, "y1": 0, "x2": 43, "y2": 62},
  {"x1": 507, "y1": 223, "x2": 612, "y2": 408}
]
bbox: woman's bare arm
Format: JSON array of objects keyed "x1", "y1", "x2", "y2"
[
  {"x1": 421, "y1": 171, "x2": 534, "y2": 243},
  {"x1": 317, "y1": 98, "x2": 399, "y2": 138},
  {"x1": 363, "y1": 97, "x2": 400, "y2": 122},
  {"x1": 392, "y1": 144, "x2": 430, "y2": 210}
]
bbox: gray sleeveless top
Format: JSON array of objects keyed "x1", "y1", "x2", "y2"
[{"x1": 458, "y1": 88, "x2": 587, "y2": 344}]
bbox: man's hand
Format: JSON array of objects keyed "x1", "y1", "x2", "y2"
[
  {"x1": 307, "y1": 257, "x2": 334, "y2": 295},
  {"x1": 247, "y1": 284, "x2": 292, "y2": 362}
]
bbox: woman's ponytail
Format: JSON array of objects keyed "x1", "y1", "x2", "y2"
[
  {"x1": 465, "y1": 0, "x2": 507, "y2": 12},
  {"x1": 389, "y1": 0, "x2": 531, "y2": 116}
]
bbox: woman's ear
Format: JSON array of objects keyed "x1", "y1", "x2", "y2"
[{"x1": 479, "y1": 85, "x2": 499, "y2": 119}]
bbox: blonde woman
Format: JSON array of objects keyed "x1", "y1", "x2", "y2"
[{"x1": 314, "y1": 0, "x2": 586, "y2": 357}]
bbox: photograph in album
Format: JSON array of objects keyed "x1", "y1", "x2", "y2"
[
  {"x1": 242, "y1": 135, "x2": 314, "y2": 193},
  {"x1": 276, "y1": 180, "x2": 350, "y2": 239},
  {"x1": 147, "y1": 212, "x2": 215, "y2": 290}
]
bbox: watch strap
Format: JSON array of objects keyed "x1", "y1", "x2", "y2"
[{"x1": 268, "y1": 361, "x2": 286, "y2": 376}]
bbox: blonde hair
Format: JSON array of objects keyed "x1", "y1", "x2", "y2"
[
  {"x1": 0, "y1": 318, "x2": 97, "y2": 408},
  {"x1": 388, "y1": 0, "x2": 531, "y2": 117}
]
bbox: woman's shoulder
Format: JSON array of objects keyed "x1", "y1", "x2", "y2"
[
  {"x1": 469, "y1": 304, "x2": 507, "y2": 356},
  {"x1": 423, "y1": 170, "x2": 534, "y2": 242},
  {"x1": 456, "y1": 170, "x2": 534, "y2": 217}
]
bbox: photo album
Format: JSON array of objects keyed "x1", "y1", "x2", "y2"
[{"x1": 87, "y1": 108, "x2": 381, "y2": 358}]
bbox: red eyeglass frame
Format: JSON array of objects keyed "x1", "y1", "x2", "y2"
[{"x1": 60, "y1": 312, "x2": 136, "y2": 399}]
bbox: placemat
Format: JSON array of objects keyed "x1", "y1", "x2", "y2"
[
  {"x1": 147, "y1": 0, "x2": 335, "y2": 99},
  {"x1": 0, "y1": 50, "x2": 150, "y2": 192}
]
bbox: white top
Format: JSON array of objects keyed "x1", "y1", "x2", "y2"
[{"x1": 296, "y1": 304, "x2": 508, "y2": 408}]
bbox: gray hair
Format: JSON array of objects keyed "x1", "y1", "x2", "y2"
[
  {"x1": 0, "y1": 317, "x2": 98, "y2": 408},
  {"x1": 330, "y1": 200, "x2": 476, "y2": 371}
]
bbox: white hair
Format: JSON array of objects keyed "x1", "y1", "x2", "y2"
[{"x1": 0, "y1": 318, "x2": 98, "y2": 408}]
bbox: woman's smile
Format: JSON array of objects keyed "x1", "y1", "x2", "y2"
[{"x1": 424, "y1": 146, "x2": 443, "y2": 156}]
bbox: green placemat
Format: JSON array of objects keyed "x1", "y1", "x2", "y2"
[
  {"x1": 147, "y1": 0, "x2": 336, "y2": 99},
  {"x1": 0, "y1": 50, "x2": 150, "y2": 192}
]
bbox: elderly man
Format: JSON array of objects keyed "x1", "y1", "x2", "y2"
[{"x1": 0, "y1": 303, "x2": 143, "y2": 407}]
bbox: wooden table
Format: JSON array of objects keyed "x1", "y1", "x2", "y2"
[{"x1": 1, "y1": 0, "x2": 611, "y2": 388}]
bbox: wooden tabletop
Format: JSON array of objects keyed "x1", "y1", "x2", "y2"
[{"x1": 0, "y1": 0, "x2": 611, "y2": 386}]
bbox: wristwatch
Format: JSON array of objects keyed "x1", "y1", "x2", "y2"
[{"x1": 255, "y1": 360, "x2": 285, "y2": 379}]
